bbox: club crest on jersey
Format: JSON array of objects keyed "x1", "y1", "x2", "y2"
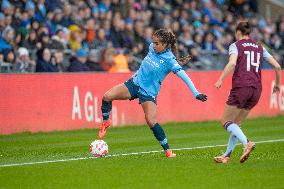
[{"x1": 160, "y1": 59, "x2": 164, "y2": 64}]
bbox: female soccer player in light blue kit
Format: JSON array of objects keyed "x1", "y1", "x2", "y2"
[{"x1": 98, "y1": 29, "x2": 207, "y2": 158}]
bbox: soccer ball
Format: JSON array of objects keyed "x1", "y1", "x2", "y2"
[{"x1": 89, "y1": 140, "x2": 108, "y2": 157}]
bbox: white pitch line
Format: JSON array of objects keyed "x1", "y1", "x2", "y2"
[{"x1": 1, "y1": 138, "x2": 284, "y2": 168}]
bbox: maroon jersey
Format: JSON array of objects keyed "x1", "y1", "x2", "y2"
[{"x1": 229, "y1": 39, "x2": 264, "y2": 89}]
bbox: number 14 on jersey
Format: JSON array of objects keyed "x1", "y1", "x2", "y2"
[{"x1": 244, "y1": 51, "x2": 260, "y2": 72}]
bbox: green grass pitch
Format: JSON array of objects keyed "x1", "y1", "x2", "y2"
[{"x1": 1, "y1": 116, "x2": 284, "y2": 189}]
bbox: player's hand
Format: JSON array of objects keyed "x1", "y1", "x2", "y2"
[
  {"x1": 196, "y1": 94, "x2": 207, "y2": 102},
  {"x1": 273, "y1": 85, "x2": 280, "y2": 93},
  {"x1": 214, "y1": 80, "x2": 222, "y2": 89}
]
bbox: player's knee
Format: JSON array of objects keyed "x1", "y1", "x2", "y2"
[
  {"x1": 102, "y1": 92, "x2": 112, "y2": 102},
  {"x1": 147, "y1": 121, "x2": 156, "y2": 128},
  {"x1": 145, "y1": 116, "x2": 156, "y2": 128}
]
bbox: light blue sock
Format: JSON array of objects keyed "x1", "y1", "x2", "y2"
[
  {"x1": 223, "y1": 134, "x2": 238, "y2": 157},
  {"x1": 226, "y1": 123, "x2": 248, "y2": 147}
]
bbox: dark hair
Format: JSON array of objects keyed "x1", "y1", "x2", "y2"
[
  {"x1": 153, "y1": 29, "x2": 191, "y2": 66},
  {"x1": 236, "y1": 21, "x2": 251, "y2": 35},
  {"x1": 36, "y1": 47, "x2": 50, "y2": 61}
]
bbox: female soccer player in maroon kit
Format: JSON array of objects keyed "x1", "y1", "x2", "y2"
[{"x1": 214, "y1": 21, "x2": 281, "y2": 163}]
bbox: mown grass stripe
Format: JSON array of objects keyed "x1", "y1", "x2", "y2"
[{"x1": 1, "y1": 138, "x2": 284, "y2": 168}]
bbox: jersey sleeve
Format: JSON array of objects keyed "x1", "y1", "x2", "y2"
[
  {"x1": 229, "y1": 43, "x2": 238, "y2": 56},
  {"x1": 167, "y1": 58, "x2": 183, "y2": 74},
  {"x1": 262, "y1": 47, "x2": 272, "y2": 61},
  {"x1": 176, "y1": 70, "x2": 199, "y2": 97}
]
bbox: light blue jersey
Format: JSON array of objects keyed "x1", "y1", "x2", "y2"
[
  {"x1": 132, "y1": 43, "x2": 200, "y2": 97},
  {"x1": 132, "y1": 43, "x2": 182, "y2": 97}
]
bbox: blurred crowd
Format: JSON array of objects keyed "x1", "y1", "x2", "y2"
[{"x1": 0, "y1": 0, "x2": 283, "y2": 73}]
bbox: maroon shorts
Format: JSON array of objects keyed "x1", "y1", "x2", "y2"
[{"x1": 226, "y1": 86, "x2": 262, "y2": 110}]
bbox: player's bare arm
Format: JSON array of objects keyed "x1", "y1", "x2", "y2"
[
  {"x1": 267, "y1": 57, "x2": 281, "y2": 93},
  {"x1": 214, "y1": 54, "x2": 237, "y2": 89}
]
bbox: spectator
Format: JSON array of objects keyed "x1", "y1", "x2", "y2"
[
  {"x1": 110, "y1": 18, "x2": 125, "y2": 48},
  {"x1": 23, "y1": 30, "x2": 38, "y2": 49},
  {"x1": 193, "y1": 33, "x2": 203, "y2": 48},
  {"x1": 0, "y1": 0, "x2": 282, "y2": 73},
  {"x1": 2, "y1": 14, "x2": 12, "y2": 39},
  {"x1": 14, "y1": 31, "x2": 25, "y2": 49},
  {"x1": 14, "y1": 47, "x2": 35, "y2": 73},
  {"x1": 0, "y1": 12, "x2": 6, "y2": 36},
  {"x1": 61, "y1": 27, "x2": 70, "y2": 48},
  {"x1": 61, "y1": 2, "x2": 74, "y2": 27},
  {"x1": 133, "y1": 20, "x2": 147, "y2": 57},
  {"x1": 38, "y1": 31, "x2": 53, "y2": 49},
  {"x1": 179, "y1": 9, "x2": 190, "y2": 27},
  {"x1": 212, "y1": 32, "x2": 231, "y2": 56},
  {"x1": 123, "y1": 19, "x2": 135, "y2": 49},
  {"x1": 178, "y1": 30, "x2": 194, "y2": 48},
  {"x1": 68, "y1": 48, "x2": 90, "y2": 72},
  {"x1": 3, "y1": 49, "x2": 15, "y2": 65},
  {"x1": 1, "y1": 0, "x2": 14, "y2": 16},
  {"x1": 45, "y1": 0, "x2": 62, "y2": 12},
  {"x1": 89, "y1": 28, "x2": 110, "y2": 50},
  {"x1": 109, "y1": 49, "x2": 130, "y2": 73},
  {"x1": 12, "y1": 7, "x2": 22, "y2": 28},
  {"x1": 0, "y1": 52, "x2": 3, "y2": 64},
  {"x1": 36, "y1": 47, "x2": 58, "y2": 72},
  {"x1": 278, "y1": 18, "x2": 284, "y2": 46},
  {"x1": 171, "y1": 21, "x2": 181, "y2": 36},
  {"x1": 150, "y1": 0, "x2": 170, "y2": 29},
  {"x1": 31, "y1": 18, "x2": 40, "y2": 31},
  {"x1": 202, "y1": 32, "x2": 218, "y2": 52},
  {"x1": 50, "y1": 29, "x2": 65, "y2": 50},
  {"x1": 69, "y1": 24, "x2": 82, "y2": 50},
  {"x1": 189, "y1": 1, "x2": 202, "y2": 20},
  {"x1": 37, "y1": 24, "x2": 49, "y2": 37},
  {"x1": 51, "y1": 50, "x2": 65, "y2": 72},
  {"x1": 25, "y1": 0, "x2": 36, "y2": 20},
  {"x1": 133, "y1": 20, "x2": 145, "y2": 44},
  {"x1": 100, "y1": 47, "x2": 116, "y2": 71},
  {"x1": 143, "y1": 27, "x2": 153, "y2": 46},
  {"x1": 0, "y1": 27, "x2": 14, "y2": 54},
  {"x1": 84, "y1": 18, "x2": 96, "y2": 43},
  {"x1": 44, "y1": 10, "x2": 56, "y2": 35},
  {"x1": 187, "y1": 45, "x2": 204, "y2": 70},
  {"x1": 53, "y1": 8, "x2": 64, "y2": 28},
  {"x1": 102, "y1": 20, "x2": 111, "y2": 39},
  {"x1": 34, "y1": 0, "x2": 47, "y2": 23},
  {"x1": 86, "y1": 49, "x2": 103, "y2": 71}
]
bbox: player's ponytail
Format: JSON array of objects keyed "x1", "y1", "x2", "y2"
[
  {"x1": 168, "y1": 31, "x2": 192, "y2": 66},
  {"x1": 153, "y1": 29, "x2": 191, "y2": 66},
  {"x1": 236, "y1": 21, "x2": 251, "y2": 35}
]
